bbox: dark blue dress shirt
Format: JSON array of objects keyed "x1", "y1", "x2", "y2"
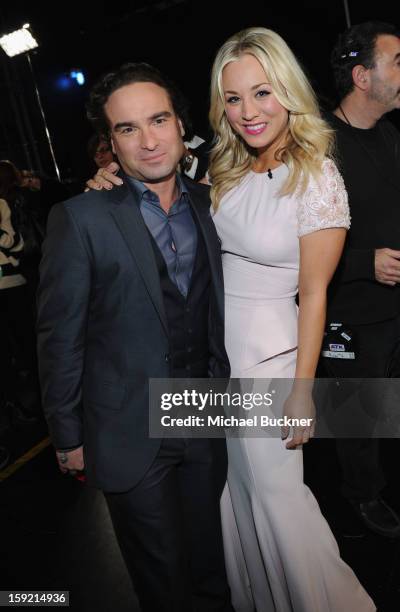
[{"x1": 127, "y1": 174, "x2": 198, "y2": 298}]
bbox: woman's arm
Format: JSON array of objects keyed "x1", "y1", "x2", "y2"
[
  {"x1": 284, "y1": 159, "x2": 350, "y2": 448},
  {"x1": 283, "y1": 228, "x2": 346, "y2": 449},
  {"x1": 296, "y1": 227, "x2": 347, "y2": 380},
  {"x1": 295, "y1": 158, "x2": 350, "y2": 381}
]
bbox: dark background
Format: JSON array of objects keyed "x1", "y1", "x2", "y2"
[{"x1": 1, "y1": 0, "x2": 400, "y2": 185}]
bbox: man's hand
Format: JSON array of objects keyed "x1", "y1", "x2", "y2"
[
  {"x1": 375, "y1": 248, "x2": 400, "y2": 286},
  {"x1": 56, "y1": 446, "x2": 84, "y2": 475},
  {"x1": 85, "y1": 162, "x2": 122, "y2": 191}
]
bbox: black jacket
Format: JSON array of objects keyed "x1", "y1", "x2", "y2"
[{"x1": 37, "y1": 176, "x2": 229, "y2": 491}]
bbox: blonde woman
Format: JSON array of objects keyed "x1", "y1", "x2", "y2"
[
  {"x1": 87, "y1": 29, "x2": 375, "y2": 610},
  {"x1": 208, "y1": 27, "x2": 375, "y2": 612}
]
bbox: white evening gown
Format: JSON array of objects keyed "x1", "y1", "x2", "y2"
[{"x1": 212, "y1": 159, "x2": 375, "y2": 612}]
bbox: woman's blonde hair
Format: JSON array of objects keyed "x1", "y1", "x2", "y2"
[{"x1": 209, "y1": 27, "x2": 335, "y2": 210}]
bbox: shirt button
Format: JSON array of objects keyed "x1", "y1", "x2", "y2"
[
  {"x1": 187, "y1": 347, "x2": 192, "y2": 353},
  {"x1": 188, "y1": 328, "x2": 193, "y2": 334},
  {"x1": 185, "y1": 307, "x2": 191, "y2": 313},
  {"x1": 186, "y1": 365, "x2": 191, "y2": 371}
]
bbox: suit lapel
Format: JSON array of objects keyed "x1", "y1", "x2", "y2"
[
  {"x1": 108, "y1": 183, "x2": 169, "y2": 337},
  {"x1": 184, "y1": 179, "x2": 224, "y2": 320}
]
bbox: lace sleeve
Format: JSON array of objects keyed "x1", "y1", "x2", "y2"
[{"x1": 297, "y1": 158, "x2": 351, "y2": 237}]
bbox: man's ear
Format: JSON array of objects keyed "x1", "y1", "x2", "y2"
[
  {"x1": 178, "y1": 118, "x2": 185, "y2": 138},
  {"x1": 352, "y1": 64, "x2": 370, "y2": 91}
]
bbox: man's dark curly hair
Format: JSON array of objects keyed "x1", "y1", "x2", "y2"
[
  {"x1": 86, "y1": 62, "x2": 193, "y2": 140},
  {"x1": 331, "y1": 21, "x2": 400, "y2": 101}
]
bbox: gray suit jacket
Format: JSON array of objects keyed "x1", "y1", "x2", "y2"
[{"x1": 37, "y1": 176, "x2": 229, "y2": 491}]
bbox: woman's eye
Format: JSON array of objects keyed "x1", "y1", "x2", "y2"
[
  {"x1": 256, "y1": 90, "x2": 270, "y2": 98},
  {"x1": 226, "y1": 96, "x2": 240, "y2": 104}
]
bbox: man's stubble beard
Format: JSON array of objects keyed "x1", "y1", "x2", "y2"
[{"x1": 369, "y1": 75, "x2": 400, "y2": 112}]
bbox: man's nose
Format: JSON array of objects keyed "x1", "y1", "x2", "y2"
[{"x1": 140, "y1": 129, "x2": 158, "y2": 150}]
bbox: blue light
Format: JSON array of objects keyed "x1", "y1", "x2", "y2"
[
  {"x1": 57, "y1": 75, "x2": 72, "y2": 90},
  {"x1": 70, "y1": 70, "x2": 85, "y2": 86}
]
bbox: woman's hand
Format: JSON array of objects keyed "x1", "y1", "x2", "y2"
[
  {"x1": 281, "y1": 386, "x2": 316, "y2": 449},
  {"x1": 85, "y1": 161, "x2": 123, "y2": 191}
]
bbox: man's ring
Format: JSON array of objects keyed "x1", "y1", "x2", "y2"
[{"x1": 58, "y1": 452, "x2": 68, "y2": 464}]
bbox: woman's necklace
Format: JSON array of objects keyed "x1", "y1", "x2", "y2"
[{"x1": 253, "y1": 162, "x2": 277, "y2": 179}]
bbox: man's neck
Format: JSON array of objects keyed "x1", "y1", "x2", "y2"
[
  {"x1": 122, "y1": 169, "x2": 178, "y2": 213},
  {"x1": 334, "y1": 93, "x2": 384, "y2": 129},
  {"x1": 143, "y1": 174, "x2": 178, "y2": 213}
]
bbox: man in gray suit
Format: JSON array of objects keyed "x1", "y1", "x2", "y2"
[{"x1": 37, "y1": 62, "x2": 233, "y2": 612}]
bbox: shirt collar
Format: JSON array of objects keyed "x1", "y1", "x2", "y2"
[{"x1": 125, "y1": 172, "x2": 188, "y2": 206}]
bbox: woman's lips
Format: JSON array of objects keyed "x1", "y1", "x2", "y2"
[{"x1": 243, "y1": 123, "x2": 267, "y2": 135}]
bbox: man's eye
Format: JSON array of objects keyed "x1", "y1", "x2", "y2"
[
  {"x1": 154, "y1": 117, "x2": 167, "y2": 125},
  {"x1": 121, "y1": 127, "x2": 135, "y2": 134}
]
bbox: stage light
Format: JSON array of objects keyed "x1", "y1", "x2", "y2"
[
  {"x1": 0, "y1": 24, "x2": 60, "y2": 180},
  {"x1": 0, "y1": 25, "x2": 38, "y2": 57},
  {"x1": 70, "y1": 70, "x2": 85, "y2": 86}
]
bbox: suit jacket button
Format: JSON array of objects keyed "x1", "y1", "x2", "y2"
[{"x1": 165, "y1": 353, "x2": 170, "y2": 362}]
